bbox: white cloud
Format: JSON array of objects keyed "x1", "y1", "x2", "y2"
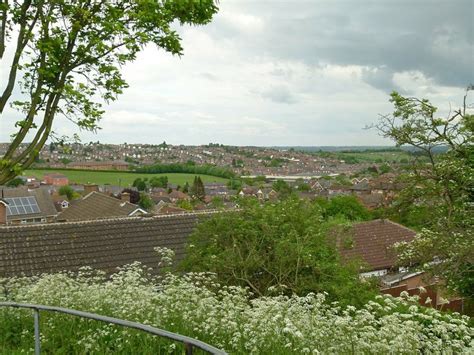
[{"x1": 1, "y1": 0, "x2": 471, "y2": 146}]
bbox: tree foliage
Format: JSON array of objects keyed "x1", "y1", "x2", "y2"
[
  {"x1": 190, "y1": 175, "x2": 205, "y2": 201},
  {"x1": 121, "y1": 188, "x2": 139, "y2": 204},
  {"x1": 226, "y1": 177, "x2": 242, "y2": 191},
  {"x1": 315, "y1": 195, "x2": 371, "y2": 221},
  {"x1": 0, "y1": 0, "x2": 218, "y2": 184},
  {"x1": 132, "y1": 177, "x2": 147, "y2": 191},
  {"x1": 136, "y1": 162, "x2": 235, "y2": 179},
  {"x1": 182, "y1": 198, "x2": 377, "y2": 306},
  {"x1": 149, "y1": 175, "x2": 168, "y2": 188},
  {"x1": 272, "y1": 179, "x2": 293, "y2": 198},
  {"x1": 138, "y1": 192, "x2": 153, "y2": 211},
  {"x1": 58, "y1": 185, "x2": 77, "y2": 200},
  {"x1": 376, "y1": 90, "x2": 474, "y2": 298},
  {"x1": 5, "y1": 177, "x2": 25, "y2": 187}
]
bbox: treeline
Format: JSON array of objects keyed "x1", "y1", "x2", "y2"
[{"x1": 135, "y1": 163, "x2": 235, "y2": 179}]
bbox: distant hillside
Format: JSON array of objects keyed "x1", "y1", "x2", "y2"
[{"x1": 271, "y1": 146, "x2": 449, "y2": 153}]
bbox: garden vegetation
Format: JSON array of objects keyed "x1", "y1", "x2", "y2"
[{"x1": 0, "y1": 258, "x2": 472, "y2": 354}]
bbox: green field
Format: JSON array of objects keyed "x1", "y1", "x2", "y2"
[{"x1": 25, "y1": 169, "x2": 228, "y2": 187}]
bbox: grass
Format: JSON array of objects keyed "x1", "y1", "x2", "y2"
[{"x1": 24, "y1": 169, "x2": 228, "y2": 187}]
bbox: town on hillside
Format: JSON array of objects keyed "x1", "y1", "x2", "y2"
[{"x1": 0, "y1": 142, "x2": 466, "y2": 316}]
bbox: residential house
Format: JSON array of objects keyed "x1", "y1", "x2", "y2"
[
  {"x1": 43, "y1": 173, "x2": 69, "y2": 186},
  {"x1": 56, "y1": 191, "x2": 147, "y2": 222},
  {"x1": 357, "y1": 193, "x2": 385, "y2": 209},
  {"x1": 0, "y1": 212, "x2": 215, "y2": 277},
  {"x1": 168, "y1": 190, "x2": 190, "y2": 203},
  {"x1": 0, "y1": 187, "x2": 58, "y2": 224},
  {"x1": 337, "y1": 219, "x2": 416, "y2": 277},
  {"x1": 334, "y1": 218, "x2": 464, "y2": 312},
  {"x1": 349, "y1": 180, "x2": 371, "y2": 195}
]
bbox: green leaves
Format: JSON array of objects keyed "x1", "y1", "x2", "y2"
[
  {"x1": 0, "y1": 1, "x2": 219, "y2": 185},
  {"x1": 377, "y1": 91, "x2": 474, "y2": 299},
  {"x1": 182, "y1": 198, "x2": 377, "y2": 306}
]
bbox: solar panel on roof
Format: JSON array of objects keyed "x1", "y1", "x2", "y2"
[{"x1": 5, "y1": 196, "x2": 41, "y2": 216}]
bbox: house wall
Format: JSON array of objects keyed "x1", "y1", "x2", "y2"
[
  {"x1": 381, "y1": 283, "x2": 464, "y2": 314},
  {"x1": 405, "y1": 274, "x2": 425, "y2": 289},
  {"x1": 0, "y1": 204, "x2": 6, "y2": 224},
  {"x1": 44, "y1": 176, "x2": 69, "y2": 186}
]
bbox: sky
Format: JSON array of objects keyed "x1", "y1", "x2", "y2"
[{"x1": 1, "y1": 0, "x2": 473, "y2": 146}]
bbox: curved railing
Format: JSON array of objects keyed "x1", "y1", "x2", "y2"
[{"x1": 0, "y1": 302, "x2": 227, "y2": 355}]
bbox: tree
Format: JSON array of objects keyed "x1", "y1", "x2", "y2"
[
  {"x1": 375, "y1": 89, "x2": 473, "y2": 298},
  {"x1": 5, "y1": 177, "x2": 25, "y2": 187},
  {"x1": 182, "y1": 198, "x2": 377, "y2": 306},
  {"x1": 190, "y1": 176, "x2": 205, "y2": 201},
  {"x1": 0, "y1": 1, "x2": 218, "y2": 185},
  {"x1": 296, "y1": 178, "x2": 310, "y2": 192},
  {"x1": 227, "y1": 178, "x2": 242, "y2": 191},
  {"x1": 149, "y1": 175, "x2": 168, "y2": 188},
  {"x1": 58, "y1": 185, "x2": 76, "y2": 200},
  {"x1": 121, "y1": 188, "x2": 139, "y2": 204},
  {"x1": 315, "y1": 195, "x2": 371, "y2": 221},
  {"x1": 176, "y1": 199, "x2": 193, "y2": 211},
  {"x1": 182, "y1": 181, "x2": 189, "y2": 193},
  {"x1": 132, "y1": 178, "x2": 147, "y2": 192},
  {"x1": 138, "y1": 192, "x2": 154, "y2": 211},
  {"x1": 272, "y1": 179, "x2": 292, "y2": 198},
  {"x1": 210, "y1": 196, "x2": 224, "y2": 209},
  {"x1": 379, "y1": 163, "x2": 391, "y2": 174}
]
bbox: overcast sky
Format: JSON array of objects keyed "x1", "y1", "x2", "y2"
[{"x1": 1, "y1": 0, "x2": 473, "y2": 146}]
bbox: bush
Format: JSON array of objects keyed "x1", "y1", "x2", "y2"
[
  {"x1": 136, "y1": 163, "x2": 235, "y2": 179},
  {"x1": 0, "y1": 265, "x2": 472, "y2": 354},
  {"x1": 182, "y1": 198, "x2": 376, "y2": 306}
]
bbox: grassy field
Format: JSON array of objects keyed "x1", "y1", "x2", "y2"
[{"x1": 25, "y1": 169, "x2": 228, "y2": 187}]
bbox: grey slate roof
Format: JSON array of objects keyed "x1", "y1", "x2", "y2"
[
  {"x1": 1, "y1": 187, "x2": 58, "y2": 220},
  {"x1": 0, "y1": 212, "x2": 214, "y2": 277}
]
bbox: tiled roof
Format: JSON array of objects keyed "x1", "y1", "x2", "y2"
[
  {"x1": 0, "y1": 212, "x2": 214, "y2": 277},
  {"x1": 1, "y1": 187, "x2": 58, "y2": 220},
  {"x1": 339, "y1": 219, "x2": 416, "y2": 271},
  {"x1": 57, "y1": 192, "x2": 144, "y2": 221},
  {"x1": 357, "y1": 193, "x2": 384, "y2": 208}
]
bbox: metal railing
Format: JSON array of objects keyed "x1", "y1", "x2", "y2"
[{"x1": 0, "y1": 302, "x2": 227, "y2": 355}]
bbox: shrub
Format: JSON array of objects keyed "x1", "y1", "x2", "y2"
[{"x1": 0, "y1": 265, "x2": 472, "y2": 354}]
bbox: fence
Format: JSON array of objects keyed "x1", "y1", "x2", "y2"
[{"x1": 0, "y1": 302, "x2": 227, "y2": 355}]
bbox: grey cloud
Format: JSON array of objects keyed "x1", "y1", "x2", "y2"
[
  {"x1": 258, "y1": 85, "x2": 298, "y2": 104},
  {"x1": 361, "y1": 67, "x2": 399, "y2": 94},
  {"x1": 205, "y1": 0, "x2": 473, "y2": 90}
]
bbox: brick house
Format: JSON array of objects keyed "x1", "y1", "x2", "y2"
[{"x1": 43, "y1": 173, "x2": 69, "y2": 186}]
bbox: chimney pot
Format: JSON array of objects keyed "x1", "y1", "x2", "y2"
[
  {"x1": 121, "y1": 192, "x2": 131, "y2": 203},
  {"x1": 84, "y1": 184, "x2": 99, "y2": 195}
]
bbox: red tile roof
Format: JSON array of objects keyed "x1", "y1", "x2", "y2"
[{"x1": 339, "y1": 219, "x2": 416, "y2": 271}]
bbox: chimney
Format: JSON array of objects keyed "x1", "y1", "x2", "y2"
[
  {"x1": 84, "y1": 184, "x2": 99, "y2": 195},
  {"x1": 121, "y1": 192, "x2": 130, "y2": 203},
  {"x1": 0, "y1": 199, "x2": 8, "y2": 225}
]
